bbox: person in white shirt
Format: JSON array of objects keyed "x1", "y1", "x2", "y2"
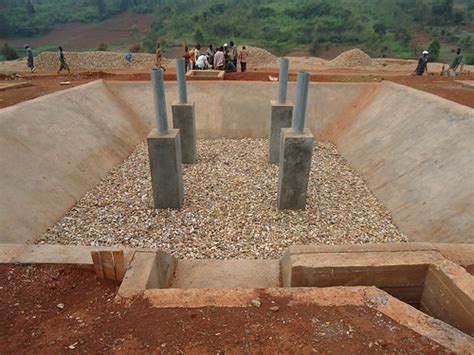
[{"x1": 196, "y1": 54, "x2": 210, "y2": 70}]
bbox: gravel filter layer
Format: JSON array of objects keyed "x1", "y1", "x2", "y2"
[{"x1": 38, "y1": 139, "x2": 407, "y2": 259}]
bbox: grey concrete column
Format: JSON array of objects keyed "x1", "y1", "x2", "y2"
[
  {"x1": 277, "y1": 128, "x2": 314, "y2": 209},
  {"x1": 172, "y1": 102, "x2": 196, "y2": 164},
  {"x1": 268, "y1": 100, "x2": 293, "y2": 164},
  {"x1": 269, "y1": 57, "x2": 293, "y2": 164},
  {"x1": 277, "y1": 70, "x2": 313, "y2": 210},
  {"x1": 147, "y1": 128, "x2": 184, "y2": 209}
]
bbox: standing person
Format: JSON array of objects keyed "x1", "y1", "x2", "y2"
[
  {"x1": 194, "y1": 44, "x2": 201, "y2": 69},
  {"x1": 213, "y1": 46, "x2": 225, "y2": 70},
  {"x1": 415, "y1": 50, "x2": 429, "y2": 76},
  {"x1": 229, "y1": 41, "x2": 238, "y2": 68},
  {"x1": 155, "y1": 42, "x2": 165, "y2": 71},
  {"x1": 447, "y1": 48, "x2": 464, "y2": 76},
  {"x1": 238, "y1": 46, "x2": 249, "y2": 72},
  {"x1": 188, "y1": 46, "x2": 196, "y2": 70},
  {"x1": 24, "y1": 45, "x2": 36, "y2": 72},
  {"x1": 183, "y1": 46, "x2": 191, "y2": 72},
  {"x1": 57, "y1": 46, "x2": 71, "y2": 74},
  {"x1": 207, "y1": 44, "x2": 215, "y2": 69}
]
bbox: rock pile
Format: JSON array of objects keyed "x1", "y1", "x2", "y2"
[
  {"x1": 330, "y1": 49, "x2": 373, "y2": 68},
  {"x1": 35, "y1": 51, "x2": 173, "y2": 71},
  {"x1": 38, "y1": 138, "x2": 407, "y2": 259}
]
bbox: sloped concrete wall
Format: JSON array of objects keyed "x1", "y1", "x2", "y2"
[
  {"x1": 0, "y1": 80, "x2": 149, "y2": 243},
  {"x1": 333, "y1": 82, "x2": 473, "y2": 243}
]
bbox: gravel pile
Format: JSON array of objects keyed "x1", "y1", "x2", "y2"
[
  {"x1": 38, "y1": 139, "x2": 407, "y2": 259},
  {"x1": 330, "y1": 49, "x2": 374, "y2": 68},
  {"x1": 35, "y1": 51, "x2": 173, "y2": 71},
  {"x1": 240, "y1": 46, "x2": 278, "y2": 68}
]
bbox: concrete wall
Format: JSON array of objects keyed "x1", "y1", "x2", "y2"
[
  {"x1": 0, "y1": 80, "x2": 148, "y2": 244},
  {"x1": 1, "y1": 80, "x2": 472, "y2": 244},
  {"x1": 334, "y1": 82, "x2": 473, "y2": 243},
  {"x1": 106, "y1": 81, "x2": 370, "y2": 138}
]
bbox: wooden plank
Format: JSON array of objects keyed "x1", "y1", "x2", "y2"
[
  {"x1": 112, "y1": 250, "x2": 126, "y2": 280},
  {"x1": 100, "y1": 251, "x2": 116, "y2": 280},
  {"x1": 91, "y1": 251, "x2": 105, "y2": 279}
]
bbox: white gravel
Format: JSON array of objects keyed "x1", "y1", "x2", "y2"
[{"x1": 37, "y1": 139, "x2": 407, "y2": 259}]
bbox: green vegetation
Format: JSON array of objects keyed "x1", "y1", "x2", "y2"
[
  {"x1": 428, "y1": 38, "x2": 441, "y2": 61},
  {"x1": 466, "y1": 54, "x2": 474, "y2": 65},
  {"x1": 0, "y1": 0, "x2": 472, "y2": 59},
  {"x1": 0, "y1": 43, "x2": 19, "y2": 60}
]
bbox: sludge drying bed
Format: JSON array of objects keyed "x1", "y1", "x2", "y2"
[{"x1": 38, "y1": 138, "x2": 406, "y2": 259}]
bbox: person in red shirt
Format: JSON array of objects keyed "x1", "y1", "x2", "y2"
[
  {"x1": 183, "y1": 46, "x2": 191, "y2": 72},
  {"x1": 238, "y1": 46, "x2": 249, "y2": 72}
]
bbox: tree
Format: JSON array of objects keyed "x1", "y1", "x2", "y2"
[
  {"x1": 0, "y1": 13, "x2": 9, "y2": 36},
  {"x1": 1, "y1": 43, "x2": 19, "y2": 60},
  {"x1": 373, "y1": 23, "x2": 386, "y2": 37},
  {"x1": 194, "y1": 27, "x2": 204, "y2": 44},
  {"x1": 120, "y1": 0, "x2": 130, "y2": 11},
  {"x1": 25, "y1": 0, "x2": 35, "y2": 16},
  {"x1": 94, "y1": 0, "x2": 107, "y2": 17},
  {"x1": 427, "y1": 38, "x2": 441, "y2": 62}
]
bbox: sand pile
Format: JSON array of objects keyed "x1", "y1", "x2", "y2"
[
  {"x1": 330, "y1": 49, "x2": 373, "y2": 68},
  {"x1": 35, "y1": 51, "x2": 173, "y2": 71}
]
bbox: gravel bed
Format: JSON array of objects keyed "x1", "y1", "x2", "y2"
[{"x1": 37, "y1": 139, "x2": 407, "y2": 259}]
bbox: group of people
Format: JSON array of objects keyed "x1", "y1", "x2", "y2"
[
  {"x1": 24, "y1": 45, "x2": 70, "y2": 74},
  {"x1": 183, "y1": 41, "x2": 249, "y2": 73},
  {"x1": 415, "y1": 47, "x2": 464, "y2": 76}
]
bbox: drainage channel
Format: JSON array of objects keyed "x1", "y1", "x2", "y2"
[{"x1": 115, "y1": 245, "x2": 474, "y2": 339}]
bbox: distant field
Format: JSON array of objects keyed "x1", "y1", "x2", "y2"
[{"x1": 0, "y1": 13, "x2": 154, "y2": 52}]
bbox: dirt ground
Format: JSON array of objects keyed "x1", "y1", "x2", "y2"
[
  {"x1": 0, "y1": 264, "x2": 446, "y2": 354},
  {"x1": 0, "y1": 14, "x2": 154, "y2": 52},
  {"x1": 1, "y1": 68, "x2": 473, "y2": 109}
]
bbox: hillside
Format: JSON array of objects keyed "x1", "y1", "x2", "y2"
[{"x1": 0, "y1": 0, "x2": 473, "y2": 60}]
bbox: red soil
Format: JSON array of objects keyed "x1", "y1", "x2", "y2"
[
  {"x1": 0, "y1": 264, "x2": 444, "y2": 354},
  {"x1": 1, "y1": 69, "x2": 473, "y2": 109}
]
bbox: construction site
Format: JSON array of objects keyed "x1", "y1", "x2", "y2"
[{"x1": 1, "y1": 48, "x2": 473, "y2": 353}]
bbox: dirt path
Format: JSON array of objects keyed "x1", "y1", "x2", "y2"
[
  {"x1": 1, "y1": 69, "x2": 473, "y2": 109},
  {"x1": 0, "y1": 264, "x2": 445, "y2": 353}
]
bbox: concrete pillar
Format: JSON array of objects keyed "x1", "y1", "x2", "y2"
[
  {"x1": 172, "y1": 57, "x2": 196, "y2": 164},
  {"x1": 277, "y1": 71, "x2": 314, "y2": 210},
  {"x1": 147, "y1": 128, "x2": 184, "y2": 209},
  {"x1": 148, "y1": 68, "x2": 184, "y2": 209},
  {"x1": 172, "y1": 102, "x2": 196, "y2": 164},
  {"x1": 268, "y1": 100, "x2": 293, "y2": 164},
  {"x1": 277, "y1": 128, "x2": 314, "y2": 209}
]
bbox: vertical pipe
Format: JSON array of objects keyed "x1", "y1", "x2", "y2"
[
  {"x1": 292, "y1": 71, "x2": 310, "y2": 133},
  {"x1": 175, "y1": 57, "x2": 188, "y2": 104},
  {"x1": 151, "y1": 68, "x2": 168, "y2": 134},
  {"x1": 278, "y1": 57, "x2": 289, "y2": 104}
]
